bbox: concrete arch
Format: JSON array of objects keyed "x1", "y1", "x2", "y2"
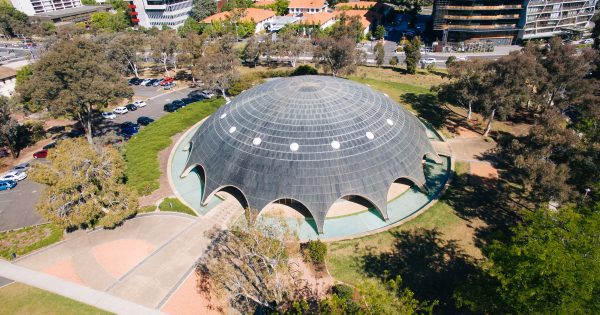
[
  {"x1": 204, "y1": 185, "x2": 249, "y2": 210},
  {"x1": 260, "y1": 198, "x2": 321, "y2": 235},
  {"x1": 328, "y1": 194, "x2": 388, "y2": 225},
  {"x1": 180, "y1": 163, "x2": 207, "y2": 201},
  {"x1": 387, "y1": 176, "x2": 417, "y2": 201}
]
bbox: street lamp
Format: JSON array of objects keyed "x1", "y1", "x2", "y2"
[{"x1": 583, "y1": 188, "x2": 591, "y2": 200}]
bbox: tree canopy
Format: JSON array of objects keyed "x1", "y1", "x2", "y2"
[{"x1": 29, "y1": 138, "x2": 138, "y2": 229}]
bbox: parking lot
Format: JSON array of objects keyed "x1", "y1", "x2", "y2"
[{"x1": 0, "y1": 83, "x2": 202, "y2": 232}]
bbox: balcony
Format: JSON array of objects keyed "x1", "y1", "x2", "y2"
[
  {"x1": 444, "y1": 14, "x2": 520, "y2": 20},
  {"x1": 130, "y1": 11, "x2": 138, "y2": 15},
  {"x1": 441, "y1": 24, "x2": 518, "y2": 30},
  {"x1": 445, "y1": 5, "x2": 522, "y2": 10},
  {"x1": 131, "y1": 18, "x2": 140, "y2": 23},
  {"x1": 128, "y1": 4, "x2": 136, "y2": 8}
]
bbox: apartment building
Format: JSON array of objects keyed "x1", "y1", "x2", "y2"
[
  {"x1": 432, "y1": 0, "x2": 524, "y2": 45},
  {"x1": 521, "y1": 0, "x2": 597, "y2": 39},
  {"x1": 127, "y1": 0, "x2": 193, "y2": 28},
  {"x1": 432, "y1": 0, "x2": 597, "y2": 44},
  {"x1": 10, "y1": 0, "x2": 82, "y2": 16},
  {"x1": 288, "y1": 0, "x2": 328, "y2": 15}
]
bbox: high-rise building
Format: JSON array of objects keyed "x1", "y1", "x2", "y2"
[
  {"x1": 10, "y1": 0, "x2": 83, "y2": 16},
  {"x1": 432, "y1": 0, "x2": 598, "y2": 44},
  {"x1": 127, "y1": 0, "x2": 193, "y2": 28},
  {"x1": 432, "y1": 0, "x2": 524, "y2": 45},
  {"x1": 521, "y1": 0, "x2": 597, "y2": 40}
]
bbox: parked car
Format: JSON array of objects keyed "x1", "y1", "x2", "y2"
[
  {"x1": 114, "y1": 106, "x2": 128, "y2": 115},
  {"x1": 140, "y1": 78, "x2": 153, "y2": 86},
  {"x1": 163, "y1": 102, "x2": 181, "y2": 112},
  {"x1": 128, "y1": 78, "x2": 142, "y2": 86},
  {"x1": 125, "y1": 104, "x2": 138, "y2": 111},
  {"x1": 172, "y1": 100, "x2": 185, "y2": 108},
  {"x1": 120, "y1": 121, "x2": 139, "y2": 129},
  {"x1": 1, "y1": 171, "x2": 27, "y2": 181},
  {"x1": 153, "y1": 78, "x2": 164, "y2": 86},
  {"x1": 163, "y1": 82, "x2": 176, "y2": 90},
  {"x1": 200, "y1": 90, "x2": 215, "y2": 99},
  {"x1": 43, "y1": 142, "x2": 56, "y2": 150},
  {"x1": 33, "y1": 149, "x2": 48, "y2": 158},
  {"x1": 12, "y1": 162, "x2": 29, "y2": 172},
  {"x1": 134, "y1": 100, "x2": 147, "y2": 108},
  {"x1": 0, "y1": 180, "x2": 16, "y2": 191},
  {"x1": 102, "y1": 112, "x2": 116, "y2": 120},
  {"x1": 0, "y1": 148, "x2": 8, "y2": 158},
  {"x1": 583, "y1": 38, "x2": 594, "y2": 44},
  {"x1": 160, "y1": 77, "x2": 174, "y2": 86},
  {"x1": 181, "y1": 97, "x2": 195, "y2": 105},
  {"x1": 137, "y1": 116, "x2": 154, "y2": 126},
  {"x1": 420, "y1": 58, "x2": 437, "y2": 65}
]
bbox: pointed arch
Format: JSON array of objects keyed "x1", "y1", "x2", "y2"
[
  {"x1": 387, "y1": 176, "x2": 417, "y2": 201},
  {"x1": 424, "y1": 151, "x2": 443, "y2": 164},
  {"x1": 328, "y1": 194, "x2": 388, "y2": 223},
  {"x1": 261, "y1": 198, "x2": 321, "y2": 235},
  {"x1": 204, "y1": 185, "x2": 249, "y2": 210},
  {"x1": 181, "y1": 163, "x2": 207, "y2": 200}
]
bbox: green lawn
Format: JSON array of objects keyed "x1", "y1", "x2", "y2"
[
  {"x1": 326, "y1": 201, "x2": 464, "y2": 285},
  {"x1": 0, "y1": 224, "x2": 63, "y2": 260},
  {"x1": 0, "y1": 283, "x2": 111, "y2": 315},
  {"x1": 124, "y1": 98, "x2": 225, "y2": 195},
  {"x1": 159, "y1": 197, "x2": 197, "y2": 216}
]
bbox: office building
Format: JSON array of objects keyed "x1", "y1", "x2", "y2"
[{"x1": 127, "y1": 0, "x2": 193, "y2": 28}]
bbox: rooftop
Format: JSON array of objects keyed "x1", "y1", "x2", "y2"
[
  {"x1": 300, "y1": 11, "x2": 336, "y2": 25},
  {"x1": 0, "y1": 67, "x2": 17, "y2": 80},
  {"x1": 202, "y1": 8, "x2": 276, "y2": 23},
  {"x1": 34, "y1": 5, "x2": 109, "y2": 19}
]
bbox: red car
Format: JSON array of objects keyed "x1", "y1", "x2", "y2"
[
  {"x1": 160, "y1": 77, "x2": 174, "y2": 86},
  {"x1": 33, "y1": 149, "x2": 48, "y2": 158}
]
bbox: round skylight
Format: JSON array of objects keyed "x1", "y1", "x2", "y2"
[
  {"x1": 386, "y1": 119, "x2": 394, "y2": 126},
  {"x1": 220, "y1": 113, "x2": 227, "y2": 119},
  {"x1": 331, "y1": 141, "x2": 340, "y2": 149},
  {"x1": 229, "y1": 126, "x2": 236, "y2": 133},
  {"x1": 290, "y1": 143, "x2": 299, "y2": 151},
  {"x1": 366, "y1": 132, "x2": 374, "y2": 140},
  {"x1": 252, "y1": 137, "x2": 262, "y2": 146}
]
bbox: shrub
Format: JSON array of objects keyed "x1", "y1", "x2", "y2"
[
  {"x1": 332, "y1": 284, "x2": 354, "y2": 300},
  {"x1": 291, "y1": 65, "x2": 318, "y2": 76},
  {"x1": 389, "y1": 56, "x2": 399, "y2": 67},
  {"x1": 303, "y1": 239, "x2": 327, "y2": 265}
]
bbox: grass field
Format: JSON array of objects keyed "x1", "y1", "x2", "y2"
[
  {"x1": 158, "y1": 198, "x2": 197, "y2": 216},
  {"x1": 124, "y1": 98, "x2": 225, "y2": 196},
  {"x1": 0, "y1": 224, "x2": 63, "y2": 260},
  {"x1": 0, "y1": 283, "x2": 110, "y2": 315}
]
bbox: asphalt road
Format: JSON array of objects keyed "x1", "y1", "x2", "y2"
[
  {"x1": 0, "y1": 176, "x2": 44, "y2": 231},
  {"x1": 0, "y1": 276, "x2": 13, "y2": 288},
  {"x1": 0, "y1": 85, "x2": 197, "y2": 232}
]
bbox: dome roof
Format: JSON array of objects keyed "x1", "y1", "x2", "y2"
[{"x1": 183, "y1": 75, "x2": 438, "y2": 233}]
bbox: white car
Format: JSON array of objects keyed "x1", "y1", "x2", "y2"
[
  {"x1": 420, "y1": 58, "x2": 437, "y2": 65},
  {"x1": 583, "y1": 38, "x2": 594, "y2": 44},
  {"x1": 134, "y1": 100, "x2": 147, "y2": 108},
  {"x1": 113, "y1": 107, "x2": 128, "y2": 115},
  {"x1": 140, "y1": 79, "x2": 152, "y2": 86},
  {"x1": 102, "y1": 112, "x2": 116, "y2": 119},
  {"x1": 1, "y1": 171, "x2": 27, "y2": 181},
  {"x1": 456, "y1": 57, "x2": 468, "y2": 61}
]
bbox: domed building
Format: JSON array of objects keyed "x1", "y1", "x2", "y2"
[{"x1": 182, "y1": 75, "x2": 440, "y2": 234}]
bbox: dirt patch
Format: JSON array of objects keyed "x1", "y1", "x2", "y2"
[{"x1": 289, "y1": 257, "x2": 334, "y2": 298}]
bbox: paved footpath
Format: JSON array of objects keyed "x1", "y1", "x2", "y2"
[{"x1": 0, "y1": 260, "x2": 163, "y2": 314}]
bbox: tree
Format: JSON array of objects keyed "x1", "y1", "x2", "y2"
[
  {"x1": 0, "y1": 4, "x2": 29, "y2": 38},
  {"x1": 151, "y1": 29, "x2": 179, "y2": 73},
  {"x1": 313, "y1": 35, "x2": 363, "y2": 76},
  {"x1": 485, "y1": 204, "x2": 600, "y2": 314},
  {"x1": 17, "y1": 37, "x2": 133, "y2": 144},
  {"x1": 269, "y1": 0, "x2": 289, "y2": 15},
  {"x1": 374, "y1": 41, "x2": 385, "y2": 67},
  {"x1": 15, "y1": 65, "x2": 32, "y2": 87},
  {"x1": 404, "y1": 36, "x2": 421, "y2": 74},
  {"x1": 192, "y1": 37, "x2": 239, "y2": 101},
  {"x1": 178, "y1": 32, "x2": 208, "y2": 84},
  {"x1": 190, "y1": 0, "x2": 217, "y2": 21},
  {"x1": 0, "y1": 96, "x2": 19, "y2": 159},
  {"x1": 90, "y1": 11, "x2": 129, "y2": 32},
  {"x1": 196, "y1": 218, "x2": 315, "y2": 313},
  {"x1": 178, "y1": 17, "x2": 201, "y2": 37},
  {"x1": 278, "y1": 30, "x2": 309, "y2": 67},
  {"x1": 104, "y1": 32, "x2": 147, "y2": 78},
  {"x1": 29, "y1": 138, "x2": 138, "y2": 229},
  {"x1": 434, "y1": 59, "x2": 487, "y2": 121},
  {"x1": 389, "y1": 55, "x2": 399, "y2": 67},
  {"x1": 373, "y1": 25, "x2": 385, "y2": 40},
  {"x1": 242, "y1": 35, "x2": 261, "y2": 67}
]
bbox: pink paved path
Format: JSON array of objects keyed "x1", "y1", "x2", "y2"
[
  {"x1": 92, "y1": 239, "x2": 156, "y2": 279},
  {"x1": 161, "y1": 272, "x2": 224, "y2": 315},
  {"x1": 470, "y1": 162, "x2": 498, "y2": 179},
  {"x1": 40, "y1": 258, "x2": 83, "y2": 285}
]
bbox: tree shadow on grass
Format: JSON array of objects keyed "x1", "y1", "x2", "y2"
[
  {"x1": 361, "y1": 228, "x2": 483, "y2": 313},
  {"x1": 401, "y1": 93, "x2": 450, "y2": 129}
]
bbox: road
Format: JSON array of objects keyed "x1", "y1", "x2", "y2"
[{"x1": 0, "y1": 85, "x2": 198, "y2": 232}]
